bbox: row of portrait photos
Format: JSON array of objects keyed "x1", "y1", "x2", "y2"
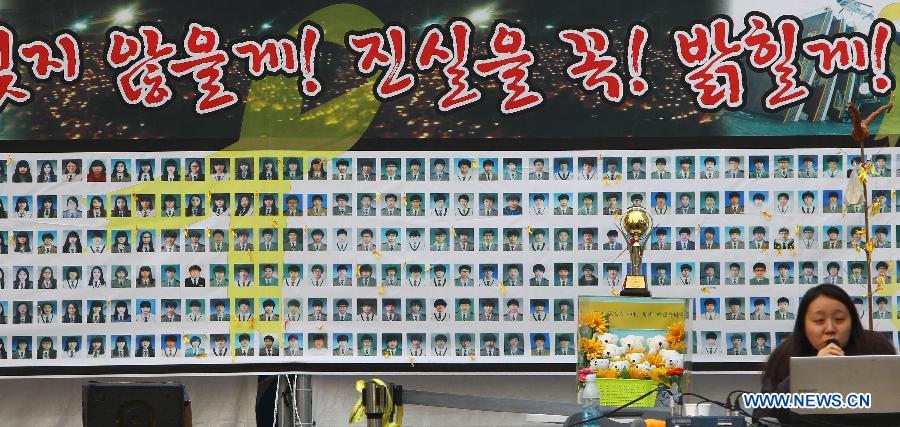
[
  {"x1": 0, "y1": 223, "x2": 896, "y2": 255},
  {"x1": 0, "y1": 189, "x2": 897, "y2": 219},
  {"x1": 0, "y1": 260, "x2": 896, "y2": 289},
  {"x1": 0, "y1": 154, "x2": 896, "y2": 183}
]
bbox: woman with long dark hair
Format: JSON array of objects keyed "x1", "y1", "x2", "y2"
[
  {"x1": 111, "y1": 160, "x2": 131, "y2": 182},
  {"x1": 62, "y1": 230, "x2": 83, "y2": 254},
  {"x1": 62, "y1": 302, "x2": 81, "y2": 323},
  {"x1": 38, "y1": 266, "x2": 57, "y2": 289},
  {"x1": 62, "y1": 159, "x2": 81, "y2": 182},
  {"x1": 13, "y1": 267, "x2": 33, "y2": 289},
  {"x1": 0, "y1": 197, "x2": 7, "y2": 218},
  {"x1": 86, "y1": 160, "x2": 107, "y2": 182},
  {"x1": 38, "y1": 161, "x2": 57, "y2": 182},
  {"x1": 757, "y1": 284, "x2": 896, "y2": 421},
  {"x1": 11, "y1": 160, "x2": 32, "y2": 182},
  {"x1": 88, "y1": 266, "x2": 106, "y2": 288},
  {"x1": 87, "y1": 195, "x2": 106, "y2": 218},
  {"x1": 14, "y1": 231, "x2": 31, "y2": 253},
  {"x1": 111, "y1": 195, "x2": 131, "y2": 217},
  {"x1": 14, "y1": 196, "x2": 31, "y2": 218},
  {"x1": 111, "y1": 336, "x2": 130, "y2": 358}
]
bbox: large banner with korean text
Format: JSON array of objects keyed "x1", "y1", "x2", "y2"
[{"x1": 1, "y1": 148, "x2": 898, "y2": 367}]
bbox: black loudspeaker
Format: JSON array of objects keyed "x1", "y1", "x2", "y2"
[{"x1": 82, "y1": 383, "x2": 185, "y2": 427}]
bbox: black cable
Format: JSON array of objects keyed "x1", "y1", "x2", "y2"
[{"x1": 567, "y1": 385, "x2": 666, "y2": 427}]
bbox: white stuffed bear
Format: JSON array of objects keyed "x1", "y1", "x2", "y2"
[
  {"x1": 620, "y1": 335, "x2": 645, "y2": 352},
  {"x1": 602, "y1": 344, "x2": 623, "y2": 360},
  {"x1": 660, "y1": 349, "x2": 684, "y2": 369},
  {"x1": 589, "y1": 358, "x2": 610, "y2": 370},
  {"x1": 609, "y1": 360, "x2": 630, "y2": 373},
  {"x1": 636, "y1": 361, "x2": 652, "y2": 372},
  {"x1": 598, "y1": 333, "x2": 619, "y2": 346},
  {"x1": 646, "y1": 335, "x2": 669, "y2": 354},
  {"x1": 626, "y1": 352, "x2": 644, "y2": 365}
]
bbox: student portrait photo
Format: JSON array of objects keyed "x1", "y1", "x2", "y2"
[
  {"x1": 62, "y1": 158, "x2": 83, "y2": 182},
  {"x1": 677, "y1": 263, "x2": 694, "y2": 286},
  {"x1": 528, "y1": 157, "x2": 550, "y2": 180},
  {"x1": 406, "y1": 299, "x2": 426, "y2": 321},
  {"x1": 749, "y1": 262, "x2": 769, "y2": 285},
  {"x1": 185, "y1": 158, "x2": 205, "y2": 181},
  {"x1": 455, "y1": 298, "x2": 474, "y2": 321},
  {"x1": 281, "y1": 333, "x2": 302, "y2": 357},
  {"x1": 751, "y1": 333, "x2": 772, "y2": 355},
  {"x1": 234, "y1": 333, "x2": 255, "y2": 356},
  {"x1": 478, "y1": 157, "x2": 499, "y2": 181},
  {"x1": 504, "y1": 158, "x2": 522, "y2": 180},
  {"x1": 601, "y1": 157, "x2": 621, "y2": 181},
  {"x1": 478, "y1": 264, "x2": 498, "y2": 287},
  {"x1": 553, "y1": 157, "x2": 573, "y2": 180},
  {"x1": 183, "y1": 194, "x2": 205, "y2": 217},
  {"x1": 210, "y1": 158, "x2": 229, "y2": 180},
  {"x1": 333, "y1": 334, "x2": 354, "y2": 356},
  {"x1": 357, "y1": 298, "x2": 377, "y2": 321},
  {"x1": 503, "y1": 264, "x2": 523, "y2": 287},
  {"x1": 185, "y1": 335, "x2": 205, "y2": 357},
  {"x1": 528, "y1": 193, "x2": 548, "y2": 216},
  {"x1": 721, "y1": 155, "x2": 743, "y2": 178},
  {"x1": 699, "y1": 227, "x2": 719, "y2": 250},
  {"x1": 306, "y1": 194, "x2": 327, "y2": 217},
  {"x1": 62, "y1": 336, "x2": 81, "y2": 358},
  {"x1": 11, "y1": 336, "x2": 32, "y2": 359},
  {"x1": 258, "y1": 335, "x2": 279, "y2": 356},
  {"x1": 135, "y1": 335, "x2": 155, "y2": 357},
  {"x1": 479, "y1": 333, "x2": 500, "y2": 356},
  {"x1": 772, "y1": 155, "x2": 793, "y2": 178},
  {"x1": 429, "y1": 193, "x2": 449, "y2": 217},
  {"x1": 701, "y1": 331, "x2": 721, "y2": 354},
  {"x1": 727, "y1": 333, "x2": 747, "y2": 355},
  {"x1": 432, "y1": 299, "x2": 449, "y2": 321},
  {"x1": 430, "y1": 157, "x2": 449, "y2": 181},
  {"x1": 307, "y1": 158, "x2": 326, "y2": 180},
  {"x1": 797, "y1": 154, "x2": 817, "y2": 178},
  {"x1": 749, "y1": 298, "x2": 771, "y2": 320},
  {"x1": 531, "y1": 333, "x2": 550, "y2": 356},
  {"x1": 210, "y1": 299, "x2": 230, "y2": 321},
  {"x1": 160, "y1": 158, "x2": 179, "y2": 182},
  {"x1": 529, "y1": 264, "x2": 549, "y2": 286},
  {"x1": 454, "y1": 228, "x2": 474, "y2": 251},
  {"x1": 698, "y1": 298, "x2": 720, "y2": 320},
  {"x1": 331, "y1": 157, "x2": 353, "y2": 181},
  {"x1": 555, "y1": 299, "x2": 574, "y2": 321},
  {"x1": 725, "y1": 298, "x2": 745, "y2": 320},
  {"x1": 503, "y1": 299, "x2": 524, "y2": 321},
  {"x1": 454, "y1": 333, "x2": 475, "y2": 356},
  {"x1": 285, "y1": 299, "x2": 303, "y2": 322},
  {"x1": 479, "y1": 298, "x2": 499, "y2": 321},
  {"x1": 651, "y1": 263, "x2": 671, "y2": 286},
  {"x1": 504, "y1": 333, "x2": 525, "y2": 356},
  {"x1": 455, "y1": 157, "x2": 474, "y2": 181},
  {"x1": 259, "y1": 193, "x2": 278, "y2": 216},
  {"x1": 553, "y1": 193, "x2": 573, "y2": 215},
  {"x1": 406, "y1": 157, "x2": 425, "y2": 181},
  {"x1": 530, "y1": 299, "x2": 549, "y2": 321},
  {"x1": 723, "y1": 262, "x2": 744, "y2": 285},
  {"x1": 824, "y1": 155, "x2": 843, "y2": 177},
  {"x1": 555, "y1": 333, "x2": 575, "y2": 355},
  {"x1": 698, "y1": 156, "x2": 719, "y2": 179},
  {"x1": 749, "y1": 155, "x2": 769, "y2": 178},
  {"x1": 649, "y1": 227, "x2": 670, "y2": 251},
  {"x1": 356, "y1": 193, "x2": 378, "y2": 216},
  {"x1": 358, "y1": 334, "x2": 378, "y2": 356},
  {"x1": 773, "y1": 262, "x2": 794, "y2": 285},
  {"x1": 234, "y1": 298, "x2": 254, "y2": 321},
  {"x1": 578, "y1": 263, "x2": 599, "y2": 286},
  {"x1": 307, "y1": 299, "x2": 327, "y2": 322},
  {"x1": 554, "y1": 263, "x2": 573, "y2": 286}
]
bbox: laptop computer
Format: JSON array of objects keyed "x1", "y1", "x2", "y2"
[{"x1": 791, "y1": 355, "x2": 900, "y2": 414}]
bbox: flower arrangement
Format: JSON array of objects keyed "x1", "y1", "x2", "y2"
[{"x1": 577, "y1": 312, "x2": 685, "y2": 388}]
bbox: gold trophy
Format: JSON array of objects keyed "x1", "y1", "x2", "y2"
[{"x1": 617, "y1": 206, "x2": 653, "y2": 297}]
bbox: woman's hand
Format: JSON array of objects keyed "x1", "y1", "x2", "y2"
[{"x1": 817, "y1": 343, "x2": 844, "y2": 357}]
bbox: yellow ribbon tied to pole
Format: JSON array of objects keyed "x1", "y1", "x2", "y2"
[{"x1": 348, "y1": 379, "x2": 403, "y2": 426}]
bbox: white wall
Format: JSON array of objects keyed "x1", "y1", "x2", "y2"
[{"x1": 0, "y1": 373, "x2": 761, "y2": 426}]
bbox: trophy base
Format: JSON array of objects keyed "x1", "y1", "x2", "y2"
[{"x1": 619, "y1": 275, "x2": 652, "y2": 297}]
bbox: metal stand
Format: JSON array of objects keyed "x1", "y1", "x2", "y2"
[{"x1": 278, "y1": 374, "x2": 314, "y2": 427}]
